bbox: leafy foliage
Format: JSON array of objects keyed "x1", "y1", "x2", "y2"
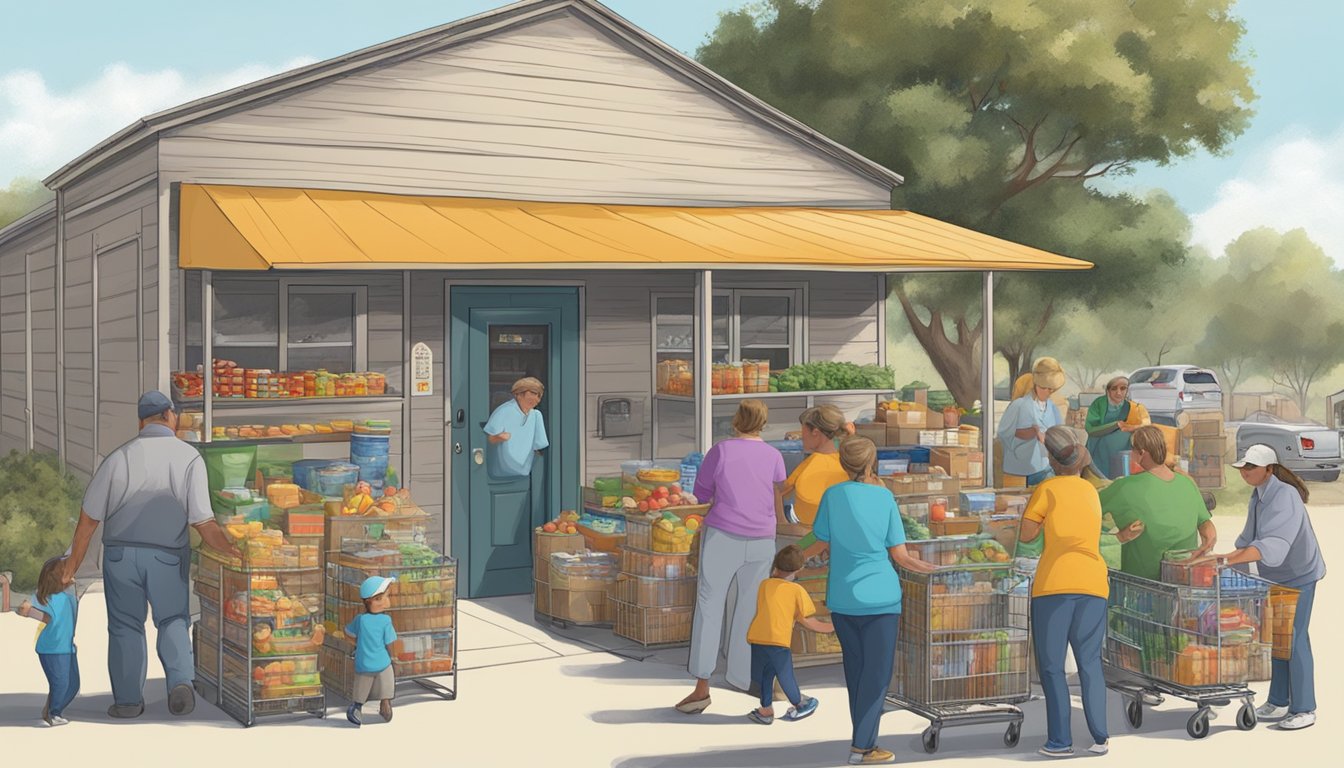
[
  {"x1": 771, "y1": 362, "x2": 895, "y2": 392},
  {"x1": 0, "y1": 178, "x2": 53, "y2": 229},
  {"x1": 0, "y1": 451, "x2": 83, "y2": 590}
]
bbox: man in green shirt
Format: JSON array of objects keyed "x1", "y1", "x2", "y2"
[{"x1": 1097, "y1": 427, "x2": 1216, "y2": 580}]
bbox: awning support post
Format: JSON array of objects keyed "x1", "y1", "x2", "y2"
[
  {"x1": 202, "y1": 269, "x2": 213, "y2": 443},
  {"x1": 694, "y1": 270, "x2": 713, "y2": 455},
  {"x1": 982, "y1": 271, "x2": 995, "y2": 486}
]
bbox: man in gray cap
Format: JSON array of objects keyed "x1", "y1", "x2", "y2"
[{"x1": 59, "y1": 390, "x2": 240, "y2": 719}]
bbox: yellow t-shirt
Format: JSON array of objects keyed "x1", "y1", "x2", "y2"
[
  {"x1": 746, "y1": 578, "x2": 816, "y2": 648},
  {"x1": 787, "y1": 452, "x2": 848, "y2": 526},
  {"x1": 1023, "y1": 476, "x2": 1109, "y2": 599}
]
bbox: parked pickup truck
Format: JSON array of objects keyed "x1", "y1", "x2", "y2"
[{"x1": 1234, "y1": 418, "x2": 1342, "y2": 482}]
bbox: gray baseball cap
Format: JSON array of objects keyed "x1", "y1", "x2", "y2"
[{"x1": 137, "y1": 390, "x2": 175, "y2": 420}]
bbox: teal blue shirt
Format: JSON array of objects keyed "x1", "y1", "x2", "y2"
[
  {"x1": 345, "y1": 613, "x2": 397, "y2": 674},
  {"x1": 32, "y1": 589, "x2": 78, "y2": 654},
  {"x1": 484, "y1": 400, "x2": 549, "y2": 476},
  {"x1": 814, "y1": 482, "x2": 905, "y2": 616}
]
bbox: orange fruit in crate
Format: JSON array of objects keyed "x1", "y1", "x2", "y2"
[{"x1": 543, "y1": 522, "x2": 557, "y2": 533}]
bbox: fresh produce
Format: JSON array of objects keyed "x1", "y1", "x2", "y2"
[
  {"x1": 901, "y1": 513, "x2": 930, "y2": 541},
  {"x1": 626, "y1": 484, "x2": 696, "y2": 512},
  {"x1": 636, "y1": 468, "x2": 680, "y2": 483},
  {"x1": 652, "y1": 512, "x2": 696, "y2": 553},
  {"x1": 957, "y1": 538, "x2": 1011, "y2": 565},
  {"x1": 538, "y1": 510, "x2": 580, "y2": 535},
  {"x1": 770, "y1": 362, "x2": 896, "y2": 393}
]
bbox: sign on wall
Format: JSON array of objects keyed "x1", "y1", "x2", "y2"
[{"x1": 411, "y1": 342, "x2": 433, "y2": 396}]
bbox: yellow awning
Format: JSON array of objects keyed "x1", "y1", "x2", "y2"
[{"x1": 179, "y1": 184, "x2": 1090, "y2": 272}]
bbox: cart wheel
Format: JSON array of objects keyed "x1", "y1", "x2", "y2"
[
  {"x1": 310, "y1": 709, "x2": 326, "y2": 719},
  {"x1": 1237, "y1": 703, "x2": 1257, "y2": 731},
  {"x1": 1004, "y1": 721, "x2": 1022, "y2": 748},
  {"x1": 922, "y1": 727, "x2": 941, "y2": 754},
  {"x1": 1187, "y1": 709, "x2": 1211, "y2": 739},
  {"x1": 1125, "y1": 699, "x2": 1143, "y2": 729}
]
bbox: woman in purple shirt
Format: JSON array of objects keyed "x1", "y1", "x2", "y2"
[{"x1": 676, "y1": 400, "x2": 786, "y2": 714}]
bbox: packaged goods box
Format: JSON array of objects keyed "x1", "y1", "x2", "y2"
[
  {"x1": 931, "y1": 447, "x2": 984, "y2": 482},
  {"x1": 888, "y1": 424, "x2": 924, "y2": 447},
  {"x1": 855, "y1": 423, "x2": 888, "y2": 446},
  {"x1": 881, "y1": 473, "x2": 960, "y2": 498},
  {"x1": 549, "y1": 588, "x2": 612, "y2": 624}
]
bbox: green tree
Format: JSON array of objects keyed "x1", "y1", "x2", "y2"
[
  {"x1": 1203, "y1": 229, "x2": 1344, "y2": 417},
  {"x1": 0, "y1": 177, "x2": 53, "y2": 229},
  {"x1": 0, "y1": 451, "x2": 83, "y2": 590},
  {"x1": 699, "y1": 0, "x2": 1255, "y2": 407}
]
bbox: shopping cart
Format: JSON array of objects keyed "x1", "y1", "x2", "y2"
[
  {"x1": 888, "y1": 554, "x2": 1032, "y2": 754},
  {"x1": 1102, "y1": 560, "x2": 1297, "y2": 739}
]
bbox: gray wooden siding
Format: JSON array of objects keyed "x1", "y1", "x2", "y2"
[
  {"x1": 366, "y1": 275, "x2": 404, "y2": 394},
  {"x1": 408, "y1": 276, "x2": 446, "y2": 549},
  {"x1": 30, "y1": 244, "x2": 58, "y2": 454},
  {"x1": 0, "y1": 245, "x2": 26, "y2": 452},
  {"x1": 159, "y1": 14, "x2": 890, "y2": 208},
  {"x1": 64, "y1": 144, "x2": 156, "y2": 212},
  {"x1": 0, "y1": 216, "x2": 58, "y2": 456},
  {"x1": 96, "y1": 241, "x2": 142, "y2": 459}
]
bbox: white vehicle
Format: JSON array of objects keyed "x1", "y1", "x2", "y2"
[
  {"x1": 1229, "y1": 412, "x2": 1341, "y2": 483},
  {"x1": 1127, "y1": 365, "x2": 1222, "y2": 423}
]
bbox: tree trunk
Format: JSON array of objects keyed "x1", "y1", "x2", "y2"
[{"x1": 892, "y1": 284, "x2": 983, "y2": 409}]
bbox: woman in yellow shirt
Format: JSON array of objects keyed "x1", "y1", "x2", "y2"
[
  {"x1": 1019, "y1": 426, "x2": 1110, "y2": 758},
  {"x1": 780, "y1": 405, "x2": 850, "y2": 526}
]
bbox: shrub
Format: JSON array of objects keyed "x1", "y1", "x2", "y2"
[{"x1": 0, "y1": 450, "x2": 83, "y2": 590}]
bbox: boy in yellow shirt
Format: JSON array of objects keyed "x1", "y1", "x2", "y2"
[{"x1": 745, "y1": 545, "x2": 835, "y2": 724}]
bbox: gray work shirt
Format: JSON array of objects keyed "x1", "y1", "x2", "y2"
[
  {"x1": 1237, "y1": 473, "x2": 1327, "y2": 588},
  {"x1": 81, "y1": 423, "x2": 213, "y2": 551}
]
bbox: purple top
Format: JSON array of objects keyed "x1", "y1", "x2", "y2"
[{"x1": 693, "y1": 438, "x2": 786, "y2": 539}]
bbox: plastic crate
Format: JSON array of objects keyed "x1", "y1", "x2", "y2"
[
  {"x1": 615, "y1": 574, "x2": 697, "y2": 607},
  {"x1": 906, "y1": 536, "x2": 1011, "y2": 568},
  {"x1": 198, "y1": 597, "x2": 221, "y2": 637},
  {"x1": 324, "y1": 513, "x2": 430, "y2": 554},
  {"x1": 612, "y1": 600, "x2": 694, "y2": 646},
  {"x1": 620, "y1": 546, "x2": 694, "y2": 579}
]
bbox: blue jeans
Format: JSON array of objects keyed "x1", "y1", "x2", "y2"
[
  {"x1": 38, "y1": 651, "x2": 80, "y2": 718},
  {"x1": 831, "y1": 613, "x2": 900, "y2": 752},
  {"x1": 1268, "y1": 581, "x2": 1316, "y2": 713},
  {"x1": 1032, "y1": 595, "x2": 1108, "y2": 749},
  {"x1": 103, "y1": 545, "x2": 194, "y2": 706},
  {"x1": 750, "y1": 644, "x2": 801, "y2": 709}
]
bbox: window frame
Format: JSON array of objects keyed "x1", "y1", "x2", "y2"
[{"x1": 651, "y1": 285, "x2": 806, "y2": 368}]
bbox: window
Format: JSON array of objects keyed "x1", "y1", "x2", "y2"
[
  {"x1": 1182, "y1": 371, "x2": 1218, "y2": 385},
  {"x1": 1130, "y1": 369, "x2": 1175, "y2": 385},
  {"x1": 214, "y1": 279, "x2": 280, "y2": 370},
  {"x1": 286, "y1": 286, "x2": 365, "y2": 373},
  {"x1": 652, "y1": 287, "x2": 803, "y2": 373}
]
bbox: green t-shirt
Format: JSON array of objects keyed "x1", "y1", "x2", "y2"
[{"x1": 1098, "y1": 472, "x2": 1211, "y2": 580}]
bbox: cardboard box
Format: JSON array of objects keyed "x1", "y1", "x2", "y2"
[
  {"x1": 958, "y1": 425, "x2": 981, "y2": 448},
  {"x1": 1186, "y1": 410, "x2": 1225, "y2": 437},
  {"x1": 931, "y1": 447, "x2": 971, "y2": 479},
  {"x1": 548, "y1": 564, "x2": 617, "y2": 593},
  {"x1": 882, "y1": 472, "x2": 961, "y2": 498},
  {"x1": 917, "y1": 430, "x2": 944, "y2": 446},
  {"x1": 968, "y1": 451, "x2": 985, "y2": 481},
  {"x1": 894, "y1": 409, "x2": 928, "y2": 429},
  {"x1": 855, "y1": 423, "x2": 888, "y2": 445},
  {"x1": 548, "y1": 587, "x2": 612, "y2": 624},
  {"x1": 889, "y1": 425, "x2": 926, "y2": 446},
  {"x1": 925, "y1": 409, "x2": 945, "y2": 430},
  {"x1": 534, "y1": 579, "x2": 551, "y2": 615}
]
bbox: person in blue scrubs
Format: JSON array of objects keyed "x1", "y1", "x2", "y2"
[{"x1": 484, "y1": 377, "x2": 549, "y2": 476}]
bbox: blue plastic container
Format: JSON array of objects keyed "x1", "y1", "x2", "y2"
[
  {"x1": 879, "y1": 447, "x2": 932, "y2": 465},
  {"x1": 292, "y1": 459, "x2": 335, "y2": 493},
  {"x1": 315, "y1": 462, "x2": 360, "y2": 498},
  {"x1": 350, "y1": 433, "x2": 391, "y2": 492}
]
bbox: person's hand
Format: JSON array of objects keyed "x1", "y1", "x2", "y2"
[
  {"x1": 18, "y1": 599, "x2": 31, "y2": 615},
  {"x1": 1189, "y1": 553, "x2": 1225, "y2": 567},
  {"x1": 497, "y1": 432, "x2": 511, "y2": 442},
  {"x1": 58, "y1": 557, "x2": 77, "y2": 587},
  {"x1": 1116, "y1": 520, "x2": 1145, "y2": 543},
  {"x1": 1118, "y1": 422, "x2": 1135, "y2": 433}
]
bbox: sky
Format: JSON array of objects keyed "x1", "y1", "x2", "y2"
[{"x1": 1, "y1": 0, "x2": 1341, "y2": 261}]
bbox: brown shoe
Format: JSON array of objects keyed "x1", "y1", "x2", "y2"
[{"x1": 379, "y1": 699, "x2": 393, "y2": 722}]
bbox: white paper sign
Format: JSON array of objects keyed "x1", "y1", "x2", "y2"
[{"x1": 411, "y1": 342, "x2": 433, "y2": 396}]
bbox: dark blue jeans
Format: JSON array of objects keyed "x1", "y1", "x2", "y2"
[
  {"x1": 831, "y1": 613, "x2": 900, "y2": 752},
  {"x1": 750, "y1": 644, "x2": 801, "y2": 709},
  {"x1": 38, "y1": 651, "x2": 80, "y2": 718},
  {"x1": 1268, "y1": 580, "x2": 1316, "y2": 714},
  {"x1": 1032, "y1": 594, "x2": 1108, "y2": 749}
]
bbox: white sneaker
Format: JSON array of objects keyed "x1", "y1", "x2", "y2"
[
  {"x1": 1256, "y1": 702, "x2": 1288, "y2": 719},
  {"x1": 51, "y1": 715, "x2": 69, "y2": 726},
  {"x1": 1279, "y1": 712, "x2": 1316, "y2": 731},
  {"x1": 1088, "y1": 742, "x2": 1109, "y2": 755}
]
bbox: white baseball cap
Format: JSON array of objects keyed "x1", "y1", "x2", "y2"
[{"x1": 1232, "y1": 444, "x2": 1279, "y2": 468}]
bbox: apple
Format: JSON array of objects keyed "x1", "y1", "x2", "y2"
[{"x1": 543, "y1": 522, "x2": 557, "y2": 533}]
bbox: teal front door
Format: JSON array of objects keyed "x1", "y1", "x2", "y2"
[{"x1": 449, "y1": 287, "x2": 579, "y2": 598}]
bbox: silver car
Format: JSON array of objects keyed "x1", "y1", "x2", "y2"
[
  {"x1": 1234, "y1": 419, "x2": 1342, "y2": 482},
  {"x1": 1127, "y1": 365, "x2": 1223, "y2": 421}
]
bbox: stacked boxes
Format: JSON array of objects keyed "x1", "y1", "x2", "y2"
[
  {"x1": 533, "y1": 529, "x2": 585, "y2": 619},
  {"x1": 548, "y1": 551, "x2": 619, "y2": 625},
  {"x1": 612, "y1": 513, "x2": 697, "y2": 646},
  {"x1": 1181, "y1": 411, "x2": 1227, "y2": 490}
]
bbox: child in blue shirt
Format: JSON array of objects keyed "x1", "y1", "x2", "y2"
[
  {"x1": 15, "y1": 557, "x2": 80, "y2": 726},
  {"x1": 344, "y1": 576, "x2": 398, "y2": 726}
]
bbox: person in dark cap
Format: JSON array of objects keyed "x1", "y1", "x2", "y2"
[{"x1": 59, "y1": 390, "x2": 239, "y2": 720}]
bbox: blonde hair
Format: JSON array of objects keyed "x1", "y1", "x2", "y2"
[
  {"x1": 1032, "y1": 357, "x2": 1065, "y2": 392},
  {"x1": 732, "y1": 399, "x2": 769, "y2": 435},
  {"x1": 799, "y1": 405, "x2": 846, "y2": 439},
  {"x1": 1130, "y1": 425, "x2": 1168, "y2": 465},
  {"x1": 838, "y1": 436, "x2": 877, "y2": 482},
  {"x1": 511, "y1": 377, "x2": 544, "y2": 397}
]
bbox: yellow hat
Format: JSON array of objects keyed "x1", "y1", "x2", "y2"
[{"x1": 1032, "y1": 357, "x2": 1065, "y2": 392}]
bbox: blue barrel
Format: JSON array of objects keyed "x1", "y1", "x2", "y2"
[
  {"x1": 292, "y1": 459, "x2": 335, "y2": 493},
  {"x1": 349, "y1": 433, "x2": 391, "y2": 492}
]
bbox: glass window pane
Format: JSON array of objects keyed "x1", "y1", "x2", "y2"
[
  {"x1": 214, "y1": 281, "x2": 278, "y2": 346},
  {"x1": 656, "y1": 297, "x2": 693, "y2": 352},
  {"x1": 212, "y1": 345, "x2": 279, "y2": 371},
  {"x1": 740, "y1": 295, "x2": 790, "y2": 347},
  {"x1": 288, "y1": 291, "x2": 354, "y2": 344},
  {"x1": 746, "y1": 347, "x2": 791, "y2": 372},
  {"x1": 287, "y1": 345, "x2": 353, "y2": 374},
  {"x1": 712, "y1": 295, "x2": 729, "y2": 347}
]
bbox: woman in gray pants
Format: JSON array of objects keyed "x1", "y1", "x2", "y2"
[{"x1": 676, "y1": 400, "x2": 786, "y2": 713}]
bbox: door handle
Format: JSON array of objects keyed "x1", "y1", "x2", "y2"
[
  {"x1": 472, "y1": 448, "x2": 485, "y2": 465},
  {"x1": 453, "y1": 442, "x2": 463, "y2": 455}
]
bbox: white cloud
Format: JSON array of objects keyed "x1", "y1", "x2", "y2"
[
  {"x1": 1190, "y1": 129, "x2": 1344, "y2": 263},
  {"x1": 0, "y1": 57, "x2": 315, "y2": 182}
]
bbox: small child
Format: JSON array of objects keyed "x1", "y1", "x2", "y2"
[
  {"x1": 744, "y1": 544, "x2": 834, "y2": 724},
  {"x1": 15, "y1": 557, "x2": 80, "y2": 726},
  {"x1": 344, "y1": 576, "x2": 398, "y2": 726}
]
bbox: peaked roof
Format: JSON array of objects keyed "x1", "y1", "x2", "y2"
[{"x1": 44, "y1": 0, "x2": 904, "y2": 191}]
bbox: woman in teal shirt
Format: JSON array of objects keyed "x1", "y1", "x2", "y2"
[{"x1": 814, "y1": 437, "x2": 934, "y2": 766}]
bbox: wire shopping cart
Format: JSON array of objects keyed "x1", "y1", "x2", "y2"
[
  {"x1": 1103, "y1": 558, "x2": 1298, "y2": 739},
  {"x1": 888, "y1": 552, "x2": 1032, "y2": 754}
]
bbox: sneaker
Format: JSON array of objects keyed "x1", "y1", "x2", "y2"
[
  {"x1": 1088, "y1": 741, "x2": 1109, "y2": 755},
  {"x1": 1038, "y1": 745, "x2": 1074, "y2": 758},
  {"x1": 346, "y1": 704, "x2": 362, "y2": 726},
  {"x1": 1140, "y1": 692, "x2": 1163, "y2": 706},
  {"x1": 168, "y1": 683, "x2": 195, "y2": 716},
  {"x1": 107, "y1": 703, "x2": 145, "y2": 719},
  {"x1": 783, "y1": 696, "x2": 819, "y2": 721},
  {"x1": 848, "y1": 748, "x2": 896, "y2": 764},
  {"x1": 50, "y1": 715, "x2": 70, "y2": 726},
  {"x1": 379, "y1": 699, "x2": 393, "y2": 723},
  {"x1": 1256, "y1": 702, "x2": 1289, "y2": 720},
  {"x1": 1279, "y1": 712, "x2": 1316, "y2": 731},
  {"x1": 746, "y1": 709, "x2": 774, "y2": 725}
]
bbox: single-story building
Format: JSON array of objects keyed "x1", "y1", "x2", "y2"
[{"x1": 0, "y1": 0, "x2": 1086, "y2": 598}]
